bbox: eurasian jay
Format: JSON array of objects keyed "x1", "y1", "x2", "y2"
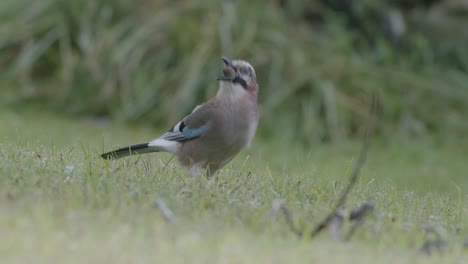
[{"x1": 101, "y1": 57, "x2": 259, "y2": 177}]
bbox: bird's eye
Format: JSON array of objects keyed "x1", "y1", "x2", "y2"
[{"x1": 240, "y1": 67, "x2": 251, "y2": 76}]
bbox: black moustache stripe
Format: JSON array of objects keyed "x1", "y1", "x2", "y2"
[{"x1": 233, "y1": 76, "x2": 247, "y2": 89}]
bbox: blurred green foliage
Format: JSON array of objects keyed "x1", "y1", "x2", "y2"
[{"x1": 1, "y1": 0, "x2": 468, "y2": 143}]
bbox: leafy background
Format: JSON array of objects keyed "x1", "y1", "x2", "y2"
[{"x1": 1, "y1": 0, "x2": 467, "y2": 143}]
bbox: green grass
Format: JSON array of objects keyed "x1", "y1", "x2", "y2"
[{"x1": 1, "y1": 110, "x2": 467, "y2": 263}]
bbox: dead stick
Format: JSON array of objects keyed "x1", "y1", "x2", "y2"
[{"x1": 310, "y1": 93, "x2": 378, "y2": 238}]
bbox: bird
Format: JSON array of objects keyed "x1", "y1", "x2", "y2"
[{"x1": 101, "y1": 57, "x2": 259, "y2": 177}]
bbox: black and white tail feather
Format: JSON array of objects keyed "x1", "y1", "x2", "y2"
[
  {"x1": 101, "y1": 120, "x2": 204, "y2": 160},
  {"x1": 101, "y1": 142, "x2": 154, "y2": 159}
]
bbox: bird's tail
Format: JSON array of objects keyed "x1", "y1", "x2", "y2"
[{"x1": 101, "y1": 143, "x2": 159, "y2": 160}]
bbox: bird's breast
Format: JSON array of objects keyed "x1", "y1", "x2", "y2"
[{"x1": 225, "y1": 104, "x2": 258, "y2": 148}]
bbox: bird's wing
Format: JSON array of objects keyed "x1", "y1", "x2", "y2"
[
  {"x1": 159, "y1": 120, "x2": 208, "y2": 142},
  {"x1": 157, "y1": 100, "x2": 217, "y2": 143}
]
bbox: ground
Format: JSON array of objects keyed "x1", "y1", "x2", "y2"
[{"x1": 1, "y1": 109, "x2": 467, "y2": 263}]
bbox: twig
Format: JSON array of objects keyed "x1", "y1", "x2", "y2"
[
  {"x1": 329, "y1": 210, "x2": 346, "y2": 241},
  {"x1": 264, "y1": 199, "x2": 303, "y2": 237},
  {"x1": 162, "y1": 154, "x2": 176, "y2": 171},
  {"x1": 281, "y1": 205, "x2": 304, "y2": 237},
  {"x1": 349, "y1": 201, "x2": 375, "y2": 221},
  {"x1": 310, "y1": 92, "x2": 379, "y2": 238},
  {"x1": 153, "y1": 197, "x2": 178, "y2": 224},
  {"x1": 421, "y1": 239, "x2": 446, "y2": 255},
  {"x1": 420, "y1": 226, "x2": 447, "y2": 255},
  {"x1": 344, "y1": 201, "x2": 375, "y2": 241}
]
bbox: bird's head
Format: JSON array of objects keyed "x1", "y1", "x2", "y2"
[{"x1": 217, "y1": 57, "x2": 258, "y2": 99}]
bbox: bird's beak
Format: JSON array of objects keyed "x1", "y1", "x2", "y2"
[
  {"x1": 222, "y1": 57, "x2": 233, "y2": 67},
  {"x1": 217, "y1": 56, "x2": 237, "y2": 81}
]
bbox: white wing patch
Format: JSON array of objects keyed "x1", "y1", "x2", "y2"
[
  {"x1": 148, "y1": 138, "x2": 180, "y2": 153},
  {"x1": 172, "y1": 120, "x2": 183, "y2": 133}
]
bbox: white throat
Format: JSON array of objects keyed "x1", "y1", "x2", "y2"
[{"x1": 217, "y1": 81, "x2": 246, "y2": 102}]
